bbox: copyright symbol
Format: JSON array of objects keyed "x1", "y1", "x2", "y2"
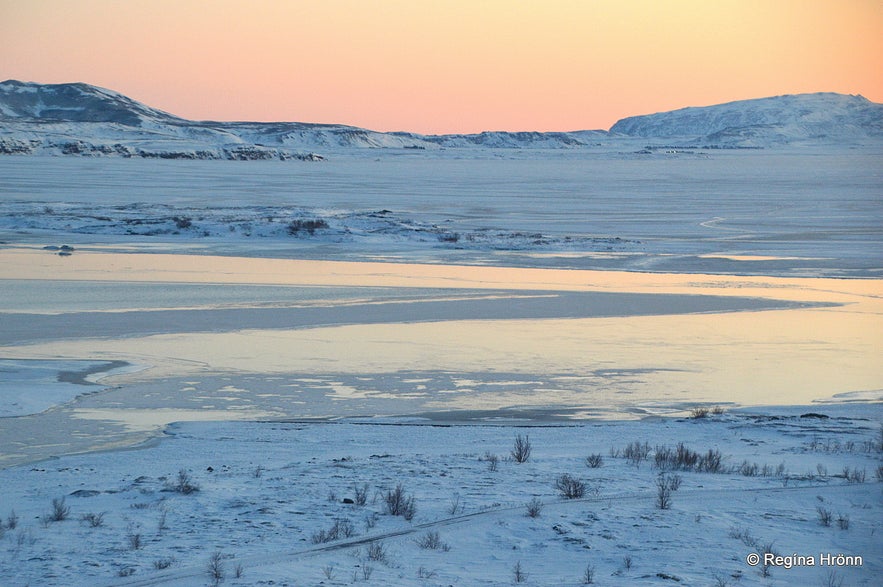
[{"x1": 746, "y1": 553, "x2": 760, "y2": 566}]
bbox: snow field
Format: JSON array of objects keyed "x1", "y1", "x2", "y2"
[{"x1": 1, "y1": 408, "x2": 880, "y2": 586}]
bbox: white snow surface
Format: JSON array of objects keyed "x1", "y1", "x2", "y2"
[{"x1": 0, "y1": 407, "x2": 880, "y2": 586}]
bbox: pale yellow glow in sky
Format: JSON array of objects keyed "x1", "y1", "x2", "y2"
[{"x1": 1, "y1": 0, "x2": 881, "y2": 133}]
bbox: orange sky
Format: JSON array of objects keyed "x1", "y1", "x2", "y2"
[{"x1": 1, "y1": 0, "x2": 881, "y2": 134}]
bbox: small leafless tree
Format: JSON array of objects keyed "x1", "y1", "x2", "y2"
[
  {"x1": 207, "y1": 552, "x2": 224, "y2": 586},
  {"x1": 511, "y1": 434, "x2": 532, "y2": 463},
  {"x1": 656, "y1": 473, "x2": 681, "y2": 509}
]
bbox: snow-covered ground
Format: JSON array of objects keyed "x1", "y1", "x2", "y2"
[{"x1": 0, "y1": 407, "x2": 880, "y2": 586}]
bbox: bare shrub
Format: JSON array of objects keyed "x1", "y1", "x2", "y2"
[
  {"x1": 157, "y1": 507, "x2": 169, "y2": 532},
  {"x1": 623, "y1": 441, "x2": 651, "y2": 466},
  {"x1": 690, "y1": 406, "x2": 709, "y2": 419},
  {"x1": 416, "y1": 530, "x2": 450, "y2": 551},
  {"x1": 384, "y1": 484, "x2": 416, "y2": 521},
  {"x1": 555, "y1": 474, "x2": 587, "y2": 499},
  {"x1": 234, "y1": 563, "x2": 243, "y2": 579},
  {"x1": 511, "y1": 434, "x2": 532, "y2": 463},
  {"x1": 207, "y1": 551, "x2": 224, "y2": 586},
  {"x1": 252, "y1": 465, "x2": 264, "y2": 478},
  {"x1": 582, "y1": 563, "x2": 595, "y2": 584},
  {"x1": 817, "y1": 506, "x2": 833, "y2": 527},
  {"x1": 701, "y1": 449, "x2": 724, "y2": 473},
  {"x1": 821, "y1": 569, "x2": 844, "y2": 587},
  {"x1": 361, "y1": 564, "x2": 374, "y2": 580},
  {"x1": 366, "y1": 541, "x2": 387, "y2": 562},
  {"x1": 622, "y1": 555, "x2": 633, "y2": 571},
  {"x1": 849, "y1": 467, "x2": 866, "y2": 483},
  {"x1": 585, "y1": 453, "x2": 603, "y2": 468},
  {"x1": 711, "y1": 406, "x2": 725, "y2": 415},
  {"x1": 49, "y1": 497, "x2": 71, "y2": 522},
  {"x1": 168, "y1": 469, "x2": 199, "y2": 494},
  {"x1": 338, "y1": 517, "x2": 356, "y2": 538},
  {"x1": 353, "y1": 483, "x2": 369, "y2": 506},
  {"x1": 485, "y1": 451, "x2": 500, "y2": 471},
  {"x1": 448, "y1": 493, "x2": 463, "y2": 515},
  {"x1": 323, "y1": 565, "x2": 336, "y2": 580},
  {"x1": 311, "y1": 518, "x2": 355, "y2": 544},
  {"x1": 525, "y1": 497, "x2": 544, "y2": 518},
  {"x1": 417, "y1": 566, "x2": 438, "y2": 579},
  {"x1": 738, "y1": 460, "x2": 759, "y2": 476},
  {"x1": 728, "y1": 526, "x2": 757, "y2": 547},
  {"x1": 836, "y1": 513, "x2": 850, "y2": 530},
  {"x1": 876, "y1": 465, "x2": 883, "y2": 483},
  {"x1": 656, "y1": 473, "x2": 681, "y2": 510},
  {"x1": 513, "y1": 560, "x2": 528, "y2": 583},
  {"x1": 126, "y1": 526, "x2": 143, "y2": 550},
  {"x1": 81, "y1": 512, "x2": 105, "y2": 528},
  {"x1": 654, "y1": 443, "x2": 722, "y2": 473},
  {"x1": 153, "y1": 557, "x2": 175, "y2": 570},
  {"x1": 6, "y1": 510, "x2": 18, "y2": 530}
]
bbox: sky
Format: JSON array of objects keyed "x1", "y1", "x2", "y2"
[{"x1": 1, "y1": 0, "x2": 881, "y2": 134}]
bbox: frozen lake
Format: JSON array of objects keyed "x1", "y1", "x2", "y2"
[
  {"x1": 0, "y1": 150, "x2": 881, "y2": 466},
  {"x1": 1, "y1": 149, "x2": 881, "y2": 275}
]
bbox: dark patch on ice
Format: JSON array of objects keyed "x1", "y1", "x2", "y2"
[{"x1": 57, "y1": 360, "x2": 130, "y2": 386}]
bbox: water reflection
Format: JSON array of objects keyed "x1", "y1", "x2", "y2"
[{"x1": 0, "y1": 248, "x2": 879, "y2": 466}]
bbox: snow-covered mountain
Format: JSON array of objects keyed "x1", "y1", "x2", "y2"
[
  {"x1": 1, "y1": 81, "x2": 881, "y2": 158},
  {"x1": 610, "y1": 92, "x2": 883, "y2": 146}
]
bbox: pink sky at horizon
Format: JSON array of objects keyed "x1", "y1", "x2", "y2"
[{"x1": 1, "y1": 0, "x2": 881, "y2": 134}]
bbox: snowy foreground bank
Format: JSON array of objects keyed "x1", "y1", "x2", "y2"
[{"x1": 1, "y1": 406, "x2": 880, "y2": 586}]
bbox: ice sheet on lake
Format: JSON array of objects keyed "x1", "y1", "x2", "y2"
[{"x1": 0, "y1": 358, "x2": 133, "y2": 417}]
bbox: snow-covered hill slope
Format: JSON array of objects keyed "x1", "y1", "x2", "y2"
[
  {"x1": 610, "y1": 92, "x2": 883, "y2": 146},
  {"x1": 2, "y1": 81, "x2": 882, "y2": 157},
  {"x1": 0, "y1": 80, "x2": 610, "y2": 158}
]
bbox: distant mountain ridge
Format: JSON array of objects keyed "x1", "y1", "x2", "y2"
[
  {"x1": 1, "y1": 80, "x2": 881, "y2": 158},
  {"x1": 610, "y1": 92, "x2": 883, "y2": 146}
]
